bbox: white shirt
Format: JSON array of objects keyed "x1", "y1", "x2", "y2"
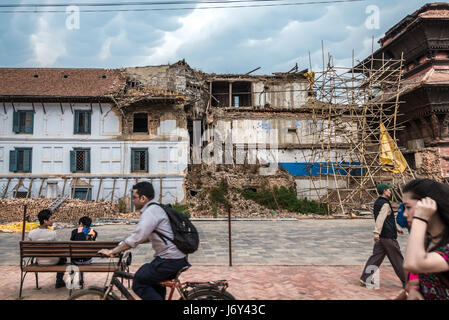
[
  {"x1": 27, "y1": 228, "x2": 60, "y2": 265},
  {"x1": 124, "y1": 200, "x2": 186, "y2": 259}
]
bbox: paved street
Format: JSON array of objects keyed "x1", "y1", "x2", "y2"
[{"x1": 0, "y1": 219, "x2": 409, "y2": 300}]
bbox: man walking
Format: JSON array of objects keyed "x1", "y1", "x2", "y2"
[
  {"x1": 98, "y1": 181, "x2": 190, "y2": 300},
  {"x1": 360, "y1": 184, "x2": 406, "y2": 288}
]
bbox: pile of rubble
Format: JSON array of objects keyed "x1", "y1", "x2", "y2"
[
  {"x1": 0, "y1": 198, "x2": 119, "y2": 223},
  {"x1": 415, "y1": 149, "x2": 444, "y2": 181},
  {"x1": 184, "y1": 164, "x2": 306, "y2": 218}
]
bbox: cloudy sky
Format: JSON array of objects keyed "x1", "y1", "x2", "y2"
[{"x1": 0, "y1": 0, "x2": 433, "y2": 74}]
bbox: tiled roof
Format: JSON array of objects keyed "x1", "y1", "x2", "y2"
[
  {"x1": 0, "y1": 68, "x2": 126, "y2": 98},
  {"x1": 381, "y1": 3, "x2": 449, "y2": 45},
  {"x1": 401, "y1": 66, "x2": 449, "y2": 95}
]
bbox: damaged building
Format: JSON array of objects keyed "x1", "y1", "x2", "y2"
[
  {"x1": 358, "y1": 2, "x2": 449, "y2": 181},
  {"x1": 198, "y1": 71, "x2": 360, "y2": 201},
  {"x1": 0, "y1": 61, "x2": 205, "y2": 207},
  {"x1": 0, "y1": 59, "x2": 358, "y2": 211}
]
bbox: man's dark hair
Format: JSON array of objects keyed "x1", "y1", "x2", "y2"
[
  {"x1": 37, "y1": 209, "x2": 53, "y2": 225},
  {"x1": 79, "y1": 216, "x2": 92, "y2": 227},
  {"x1": 132, "y1": 181, "x2": 155, "y2": 201}
]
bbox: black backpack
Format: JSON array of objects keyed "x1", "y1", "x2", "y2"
[{"x1": 149, "y1": 203, "x2": 199, "y2": 254}]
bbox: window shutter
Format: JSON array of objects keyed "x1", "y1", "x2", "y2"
[
  {"x1": 70, "y1": 150, "x2": 76, "y2": 172},
  {"x1": 25, "y1": 112, "x2": 34, "y2": 134},
  {"x1": 9, "y1": 150, "x2": 17, "y2": 172},
  {"x1": 131, "y1": 149, "x2": 135, "y2": 172},
  {"x1": 74, "y1": 111, "x2": 79, "y2": 134},
  {"x1": 86, "y1": 150, "x2": 90, "y2": 172},
  {"x1": 145, "y1": 149, "x2": 149, "y2": 172},
  {"x1": 81, "y1": 112, "x2": 86, "y2": 133},
  {"x1": 23, "y1": 149, "x2": 32, "y2": 172},
  {"x1": 86, "y1": 111, "x2": 91, "y2": 134},
  {"x1": 13, "y1": 112, "x2": 19, "y2": 133}
]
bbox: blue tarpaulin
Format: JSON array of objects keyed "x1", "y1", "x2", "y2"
[{"x1": 278, "y1": 162, "x2": 363, "y2": 177}]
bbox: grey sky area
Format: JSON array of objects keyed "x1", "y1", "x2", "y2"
[{"x1": 0, "y1": 0, "x2": 430, "y2": 74}]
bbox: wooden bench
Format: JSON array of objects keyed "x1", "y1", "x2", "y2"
[{"x1": 19, "y1": 241, "x2": 122, "y2": 299}]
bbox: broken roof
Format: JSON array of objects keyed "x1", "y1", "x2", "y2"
[
  {"x1": 0, "y1": 68, "x2": 126, "y2": 99},
  {"x1": 200, "y1": 69, "x2": 309, "y2": 81}
]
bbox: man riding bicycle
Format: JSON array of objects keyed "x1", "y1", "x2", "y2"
[{"x1": 98, "y1": 181, "x2": 190, "y2": 300}]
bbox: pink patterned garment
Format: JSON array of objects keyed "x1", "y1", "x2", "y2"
[{"x1": 418, "y1": 244, "x2": 449, "y2": 300}]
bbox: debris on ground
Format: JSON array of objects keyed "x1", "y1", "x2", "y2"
[{"x1": 0, "y1": 198, "x2": 119, "y2": 223}]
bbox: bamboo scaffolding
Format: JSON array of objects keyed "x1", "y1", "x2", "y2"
[{"x1": 298, "y1": 48, "x2": 412, "y2": 214}]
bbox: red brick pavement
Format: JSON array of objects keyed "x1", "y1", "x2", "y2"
[{"x1": 0, "y1": 265, "x2": 404, "y2": 300}]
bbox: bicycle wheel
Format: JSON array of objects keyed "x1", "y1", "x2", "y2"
[
  {"x1": 67, "y1": 286, "x2": 119, "y2": 300},
  {"x1": 186, "y1": 288, "x2": 236, "y2": 300}
]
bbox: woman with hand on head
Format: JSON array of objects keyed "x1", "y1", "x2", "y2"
[{"x1": 402, "y1": 179, "x2": 449, "y2": 300}]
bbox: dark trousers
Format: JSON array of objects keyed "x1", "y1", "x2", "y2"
[
  {"x1": 132, "y1": 256, "x2": 190, "y2": 300},
  {"x1": 360, "y1": 237, "x2": 406, "y2": 287},
  {"x1": 56, "y1": 258, "x2": 67, "y2": 283}
]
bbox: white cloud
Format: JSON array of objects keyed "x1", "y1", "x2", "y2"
[
  {"x1": 98, "y1": 30, "x2": 127, "y2": 61},
  {"x1": 144, "y1": 8, "x2": 232, "y2": 65},
  {"x1": 27, "y1": 14, "x2": 68, "y2": 67},
  {"x1": 0, "y1": 0, "x2": 430, "y2": 71}
]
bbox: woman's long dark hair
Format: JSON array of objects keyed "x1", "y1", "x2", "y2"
[{"x1": 402, "y1": 179, "x2": 449, "y2": 251}]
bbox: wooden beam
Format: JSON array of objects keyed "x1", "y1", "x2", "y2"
[
  {"x1": 209, "y1": 81, "x2": 212, "y2": 109},
  {"x1": 71, "y1": 178, "x2": 78, "y2": 199},
  {"x1": 96, "y1": 178, "x2": 103, "y2": 202},
  {"x1": 38, "y1": 178, "x2": 46, "y2": 197},
  {"x1": 228, "y1": 82, "x2": 232, "y2": 108},
  {"x1": 41, "y1": 102, "x2": 46, "y2": 114},
  {"x1": 11, "y1": 101, "x2": 16, "y2": 112},
  {"x1": 69, "y1": 102, "x2": 73, "y2": 114},
  {"x1": 123, "y1": 177, "x2": 129, "y2": 198},
  {"x1": 14, "y1": 178, "x2": 23, "y2": 198},
  {"x1": 31, "y1": 102, "x2": 36, "y2": 114},
  {"x1": 59, "y1": 102, "x2": 64, "y2": 114},
  {"x1": 85, "y1": 178, "x2": 92, "y2": 201},
  {"x1": 251, "y1": 82, "x2": 254, "y2": 108},
  {"x1": 2, "y1": 102, "x2": 6, "y2": 115},
  {"x1": 99, "y1": 102, "x2": 103, "y2": 114},
  {"x1": 111, "y1": 178, "x2": 116, "y2": 202},
  {"x1": 26, "y1": 178, "x2": 34, "y2": 198},
  {"x1": 1, "y1": 178, "x2": 10, "y2": 198},
  {"x1": 62, "y1": 178, "x2": 67, "y2": 196}
]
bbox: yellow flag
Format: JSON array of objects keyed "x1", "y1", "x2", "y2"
[{"x1": 379, "y1": 123, "x2": 407, "y2": 173}]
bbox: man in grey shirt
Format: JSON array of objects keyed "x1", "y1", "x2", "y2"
[{"x1": 98, "y1": 181, "x2": 190, "y2": 300}]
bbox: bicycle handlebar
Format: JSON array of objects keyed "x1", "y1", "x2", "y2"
[
  {"x1": 98, "y1": 252, "x2": 116, "y2": 258},
  {"x1": 114, "y1": 270, "x2": 134, "y2": 280}
]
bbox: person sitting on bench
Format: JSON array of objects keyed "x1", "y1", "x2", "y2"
[
  {"x1": 27, "y1": 209, "x2": 66, "y2": 289},
  {"x1": 70, "y1": 216, "x2": 98, "y2": 288}
]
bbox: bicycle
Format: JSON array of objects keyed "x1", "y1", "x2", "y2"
[{"x1": 67, "y1": 252, "x2": 236, "y2": 300}]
